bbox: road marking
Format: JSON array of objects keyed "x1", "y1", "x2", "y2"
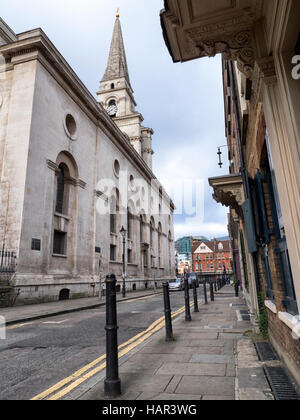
[
  {"x1": 6, "y1": 322, "x2": 34, "y2": 331},
  {"x1": 43, "y1": 320, "x2": 69, "y2": 325},
  {"x1": 31, "y1": 303, "x2": 188, "y2": 401}
]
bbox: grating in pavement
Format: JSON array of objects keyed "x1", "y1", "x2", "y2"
[
  {"x1": 255, "y1": 342, "x2": 279, "y2": 362},
  {"x1": 263, "y1": 366, "x2": 300, "y2": 400}
]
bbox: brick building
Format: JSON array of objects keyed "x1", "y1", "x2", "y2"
[
  {"x1": 192, "y1": 239, "x2": 232, "y2": 274},
  {"x1": 161, "y1": 0, "x2": 300, "y2": 387}
]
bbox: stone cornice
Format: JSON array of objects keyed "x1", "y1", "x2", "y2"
[
  {"x1": 0, "y1": 29, "x2": 175, "y2": 211},
  {"x1": 161, "y1": 0, "x2": 264, "y2": 78}
]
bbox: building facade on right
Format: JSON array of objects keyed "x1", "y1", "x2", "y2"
[{"x1": 161, "y1": 0, "x2": 300, "y2": 387}]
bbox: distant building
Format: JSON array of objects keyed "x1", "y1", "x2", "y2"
[
  {"x1": 175, "y1": 235, "x2": 209, "y2": 275},
  {"x1": 192, "y1": 239, "x2": 232, "y2": 274}
]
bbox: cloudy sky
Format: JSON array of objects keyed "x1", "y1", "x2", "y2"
[{"x1": 1, "y1": 0, "x2": 229, "y2": 240}]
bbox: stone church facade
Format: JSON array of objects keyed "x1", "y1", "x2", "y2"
[{"x1": 0, "y1": 15, "x2": 175, "y2": 305}]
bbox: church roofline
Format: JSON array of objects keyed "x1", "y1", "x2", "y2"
[
  {"x1": 0, "y1": 18, "x2": 18, "y2": 43},
  {"x1": 0, "y1": 27, "x2": 175, "y2": 210}
]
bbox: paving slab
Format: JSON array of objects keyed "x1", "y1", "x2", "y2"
[
  {"x1": 164, "y1": 375, "x2": 183, "y2": 393},
  {"x1": 141, "y1": 345, "x2": 209, "y2": 355},
  {"x1": 183, "y1": 340, "x2": 226, "y2": 347},
  {"x1": 238, "y1": 388, "x2": 274, "y2": 400},
  {"x1": 174, "y1": 332, "x2": 219, "y2": 340},
  {"x1": 156, "y1": 362, "x2": 226, "y2": 377},
  {"x1": 119, "y1": 360, "x2": 163, "y2": 374},
  {"x1": 137, "y1": 392, "x2": 202, "y2": 401},
  {"x1": 202, "y1": 395, "x2": 235, "y2": 400},
  {"x1": 226, "y1": 364, "x2": 236, "y2": 377},
  {"x1": 118, "y1": 373, "x2": 173, "y2": 393},
  {"x1": 190, "y1": 354, "x2": 235, "y2": 365},
  {"x1": 237, "y1": 368, "x2": 270, "y2": 389},
  {"x1": 175, "y1": 376, "x2": 235, "y2": 397}
]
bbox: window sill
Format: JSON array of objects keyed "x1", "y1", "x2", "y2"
[
  {"x1": 52, "y1": 254, "x2": 67, "y2": 258},
  {"x1": 54, "y1": 212, "x2": 70, "y2": 221},
  {"x1": 278, "y1": 311, "x2": 300, "y2": 339},
  {"x1": 264, "y1": 300, "x2": 277, "y2": 314},
  {"x1": 109, "y1": 261, "x2": 122, "y2": 264}
]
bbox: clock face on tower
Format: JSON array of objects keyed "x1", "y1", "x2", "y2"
[{"x1": 107, "y1": 101, "x2": 118, "y2": 118}]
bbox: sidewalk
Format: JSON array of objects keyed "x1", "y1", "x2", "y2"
[
  {"x1": 78, "y1": 285, "x2": 274, "y2": 401},
  {"x1": 0, "y1": 288, "x2": 162, "y2": 326}
]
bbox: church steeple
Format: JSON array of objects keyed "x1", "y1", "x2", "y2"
[
  {"x1": 97, "y1": 14, "x2": 154, "y2": 169},
  {"x1": 101, "y1": 14, "x2": 132, "y2": 91}
]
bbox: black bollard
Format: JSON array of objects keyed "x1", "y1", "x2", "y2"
[
  {"x1": 184, "y1": 275, "x2": 192, "y2": 321},
  {"x1": 214, "y1": 280, "x2": 217, "y2": 292},
  {"x1": 104, "y1": 274, "x2": 121, "y2": 397},
  {"x1": 210, "y1": 280, "x2": 215, "y2": 302},
  {"x1": 203, "y1": 281, "x2": 208, "y2": 305},
  {"x1": 192, "y1": 280, "x2": 199, "y2": 313},
  {"x1": 163, "y1": 282, "x2": 174, "y2": 341},
  {"x1": 235, "y1": 281, "x2": 239, "y2": 297}
]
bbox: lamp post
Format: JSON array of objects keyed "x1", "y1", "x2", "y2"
[
  {"x1": 120, "y1": 226, "x2": 127, "y2": 298},
  {"x1": 153, "y1": 255, "x2": 157, "y2": 291}
]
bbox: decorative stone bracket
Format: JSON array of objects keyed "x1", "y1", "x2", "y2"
[
  {"x1": 208, "y1": 174, "x2": 245, "y2": 216},
  {"x1": 186, "y1": 28, "x2": 255, "y2": 78}
]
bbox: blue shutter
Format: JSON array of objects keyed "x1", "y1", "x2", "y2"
[{"x1": 242, "y1": 199, "x2": 258, "y2": 253}]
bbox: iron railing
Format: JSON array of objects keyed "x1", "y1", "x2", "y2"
[{"x1": 0, "y1": 249, "x2": 17, "y2": 286}]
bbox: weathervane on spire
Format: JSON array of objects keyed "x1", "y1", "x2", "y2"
[{"x1": 116, "y1": 8, "x2": 120, "y2": 18}]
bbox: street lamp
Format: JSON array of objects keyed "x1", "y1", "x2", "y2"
[{"x1": 120, "y1": 226, "x2": 127, "y2": 298}]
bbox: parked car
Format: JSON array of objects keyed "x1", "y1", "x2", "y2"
[{"x1": 168, "y1": 278, "x2": 184, "y2": 291}]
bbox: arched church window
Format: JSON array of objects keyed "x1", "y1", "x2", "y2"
[
  {"x1": 111, "y1": 83, "x2": 115, "y2": 89},
  {"x1": 56, "y1": 165, "x2": 65, "y2": 214},
  {"x1": 109, "y1": 99, "x2": 116, "y2": 107}
]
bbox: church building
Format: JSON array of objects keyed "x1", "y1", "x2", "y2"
[{"x1": 0, "y1": 14, "x2": 175, "y2": 306}]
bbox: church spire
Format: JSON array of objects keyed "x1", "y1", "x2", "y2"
[{"x1": 101, "y1": 14, "x2": 132, "y2": 90}]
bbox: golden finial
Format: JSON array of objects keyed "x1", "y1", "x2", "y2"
[{"x1": 116, "y1": 8, "x2": 120, "y2": 18}]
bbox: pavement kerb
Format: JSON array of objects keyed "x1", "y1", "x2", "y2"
[{"x1": 4, "y1": 290, "x2": 163, "y2": 327}]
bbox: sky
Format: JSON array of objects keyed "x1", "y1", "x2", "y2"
[{"x1": 1, "y1": 0, "x2": 229, "y2": 240}]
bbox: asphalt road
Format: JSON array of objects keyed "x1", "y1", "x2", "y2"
[{"x1": 0, "y1": 289, "x2": 193, "y2": 400}]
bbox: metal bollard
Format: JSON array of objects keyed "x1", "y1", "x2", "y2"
[
  {"x1": 184, "y1": 275, "x2": 192, "y2": 321},
  {"x1": 104, "y1": 274, "x2": 121, "y2": 397},
  {"x1": 210, "y1": 281, "x2": 215, "y2": 302},
  {"x1": 203, "y1": 281, "x2": 208, "y2": 305},
  {"x1": 235, "y1": 282, "x2": 239, "y2": 297},
  {"x1": 163, "y1": 282, "x2": 174, "y2": 341},
  {"x1": 192, "y1": 280, "x2": 199, "y2": 313}
]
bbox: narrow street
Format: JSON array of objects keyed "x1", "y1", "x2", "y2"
[{"x1": 0, "y1": 291, "x2": 187, "y2": 400}]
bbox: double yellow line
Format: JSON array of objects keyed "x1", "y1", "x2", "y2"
[{"x1": 31, "y1": 303, "x2": 190, "y2": 401}]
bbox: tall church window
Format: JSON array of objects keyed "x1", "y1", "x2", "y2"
[
  {"x1": 110, "y1": 189, "x2": 120, "y2": 234},
  {"x1": 111, "y1": 83, "x2": 115, "y2": 89},
  {"x1": 127, "y1": 208, "x2": 133, "y2": 240},
  {"x1": 158, "y1": 223, "x2": 163, "y2": 268},
  {"x1": 56, "y1": 165, "x2": 65, "y2": 214}
]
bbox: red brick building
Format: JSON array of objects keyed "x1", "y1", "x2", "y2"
[{"x1": 192, "y1": 239, "x2": 232, "y2": 274}]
